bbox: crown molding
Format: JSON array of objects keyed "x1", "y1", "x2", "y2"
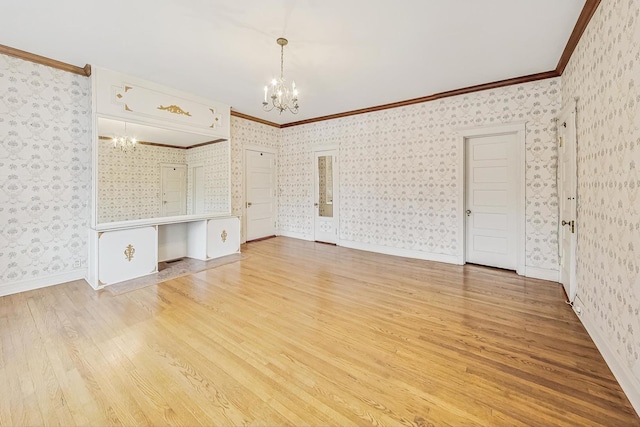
[
  {"x1": 230, "y1": 110, "x2": 281, "y2": 128},
  {"x1": 0, "y1": 44, "x2": 91, "y2": 76},
  {"x1": 280, "y1": 71, "x2": 559, "y2": 128},
  {"x1": 259, "y1": 0, "x2": 604, "y2": 129},
  {"x1": 556, "y1": 0, "x2": 602, "y2": 75}
]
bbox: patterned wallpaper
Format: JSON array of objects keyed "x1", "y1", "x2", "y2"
[
  {"x1": 562, "y1": 0, "x2": 640, "y2": 386},
  {"x1": 280, "y1": 79, "x2": 561, "y2": 269},
  {"x1": 0, "y1": 53, "x2": 91, "y2": 284},
  {"x1": 99, "y1": 141, "x2": 230, "y2": 223},
  {"x1": 229, "y1": 116, "x2": 280, "y2": 241},
  {"x1": 98, "y1": 141, "x2": 185, "y2": 222},
  {"x1": 185, "y1": 141, "x2": 230, "y2": 214}
]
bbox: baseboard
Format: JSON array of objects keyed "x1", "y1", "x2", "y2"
[
  {"x1": 339, "y1": 239, "x2": 460, "y2": 265},
  {"x1": 0, "y1": 269, "x2": 87, "y2": 297},
  {"x1": 276, "y1": 230, "x2": 314, "y2": 241},
  {"x1": 275, "y1": 233, "x2": 559, "y2": 281},
  {"x1": 524, "y1": 266, "x2": 559, "y2": 282},
  {"x1": 575, "y1": 305, "x2": 640, "y2": 417}
]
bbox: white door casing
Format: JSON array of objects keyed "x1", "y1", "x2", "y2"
[
  {"x1": 245, "y1": 148, "x2": 276, "y2": 241},
  {"x1": 458, "y1": 123, "x2": 525, "y2": 275},
  {"x1": 465, "y1": 133, "x2": 518, "y2": 270},
  {"x1": 160, "y1": 164, "x2": 187, "y2": 217},
  {"x1": 191, "y1": 163, "x2": 205, "y2": 214},
  {"x1": 558, "y1": 102, "x2": 578, "y2": 301},
  {"x1": 313, "y1": 149, "x2": 339, "y2": 244}
]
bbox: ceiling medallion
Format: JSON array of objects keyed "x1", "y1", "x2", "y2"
[{"x1": 262, "y1": 37, "x2": 299, "y2": 115}]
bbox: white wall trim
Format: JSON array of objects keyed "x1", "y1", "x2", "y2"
[
  {"x1": 243, "y1": 144, "x2": 279, "y2": 243},
  {"x1": 524, "y1": 266, "x2": 560, "y2": 282},
  {"x1": 312, "y1": 143, "x2": 339, "y2": 151},
  {"x1": 313, "y1": 148, "x2": 340, "y2": 243},
  {"x1": 557, "y1": 101, "x2": 578, "y2": 301},
  {"x1": 276, "y1": 230, "x2": 314, "y2": 241},
  {"x1": 457, "y1": 122, "x2": 527, "y2": 275},
  {"x1": 575, "y1": 306, "x2": 640, "y2": 417},
  {"x1": 339, "y1": 239, "x2": 461, "y2": 265},
  {"x1": 456, "y1": 120, "x2": 529, "y2": 134},
  {"x1": 0, "y1": 269, "x2": 87, "y2": 297},
  {"x1": 560, "y1": 98, "x2": 578, "y2": 120},
  {"x1": 243, "y1": 144, "x2": 278, "y2": 154},
  {"x1": 189, "y1": 161, "x2": 205, "y2": 214}
]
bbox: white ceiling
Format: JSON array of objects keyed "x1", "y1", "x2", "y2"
[{"x1": 1, "y1": 0, "x2": 585, "y2": 125}]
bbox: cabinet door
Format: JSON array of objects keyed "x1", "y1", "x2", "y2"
[
  {"x1": 207, "y1": 218, "x2": 240, "y2": 259},
  {"x1": 98, "y1": 227, "x2": 157, "y2": 285}
]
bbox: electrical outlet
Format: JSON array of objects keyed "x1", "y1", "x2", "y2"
[{"x1": 73, "y1": 260, "x2": 81, "y2": 269}]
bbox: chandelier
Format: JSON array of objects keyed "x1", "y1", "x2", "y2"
[
  {"x1": 112, "y1": 135, "x2": 137, "y2": 152},
  {"x1": 112, "y1": 123, "x2": 137, "y2": 152},
  {"x1": 263, "y1": 37, "x2": 299, "y2": 114}
]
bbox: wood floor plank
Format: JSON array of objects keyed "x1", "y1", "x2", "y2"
[
  {"x1": 166, "y1": 273, "x2": 491, "y2": 425},
  {"x1": 0, "y1": 237, "x2": 637, "y2": 426},
  {"x1": 181, "y1": 272, "x2": 616, "y2": 424},
  {"x1": 5, "y1": 293, "x2": 45, "y2": 426},
  {"x1": 159, "y1": 278, "x2": 418, "y2": 426}
]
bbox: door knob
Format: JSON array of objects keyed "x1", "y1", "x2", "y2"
[
  {"x1": 466, "y1": 209, "x2": 471, "y2": 216},
  {"x1": 246, "y1": 202, "x2": 252, "y2": 208},
  {"x1": 314, "y1": 203, "x2": 319, "y2": 207},
  {"x1": 562, "y1": 220, "x2": 575, "y2": 233}
]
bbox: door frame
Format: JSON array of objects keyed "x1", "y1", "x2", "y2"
[
  {"x1": 557, "y1": 100, "x2": 578, "y2": 300},
  {"x1": 457, "y1": 122, "x2": 526, "y2": 276},
  {"x1": 159, "y1": 163, "x2": 187, "y2": 217},
  {"x1": 312, "y1": 147, "x2": 340, "y2": 243},
  {"x1": 190, "y1": 161, "x2": 205, "y2": 214},
  {"x1": 243, "y1": 144, "x2": 278, "y2": 243}
]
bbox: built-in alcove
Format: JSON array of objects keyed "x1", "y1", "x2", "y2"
[{"x1": 86, "y1": 67, "x2": 240, "y2": 288}]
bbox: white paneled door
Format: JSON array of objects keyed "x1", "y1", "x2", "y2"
[
  {"x1": 558, "y1": 106, "x2": 577, "y2": 300},
  {"x1": 245, "y1": 149, "x2": 276, "y2": 241},
  {"x1": 160, "y1": 164, "x2": 187, "y2": 217},
  {"x1": 465, "y1": 133, "x2": 518, "y2": 270},
  {"x1": 314, "y1": 150, "x2": 339, "y2": 244}
]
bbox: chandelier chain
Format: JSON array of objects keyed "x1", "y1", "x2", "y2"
[{"x1": 280, "y1": 43, "x2": 284, "y2": 79}]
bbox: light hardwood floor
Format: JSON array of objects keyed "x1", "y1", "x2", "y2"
[{"x1": 0, "y1": 237, "x2": 637, "y2": 426}]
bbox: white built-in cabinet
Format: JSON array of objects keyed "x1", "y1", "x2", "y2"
[
  {"x1": 87, "y1": 217, "x2": 240, "y2": 287},
  {"x1": 97, "y1": 226, "x2": 157, "y2": 286},
  {"x1": 206, "y1": 217, "x2": 240, "y2": 259},
  {"x1": 86, "y1": 67, "x2": 239, "y2": 289},
  {"x1": 186, "y1": 217, "x2": 241, "y2": 260}
]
